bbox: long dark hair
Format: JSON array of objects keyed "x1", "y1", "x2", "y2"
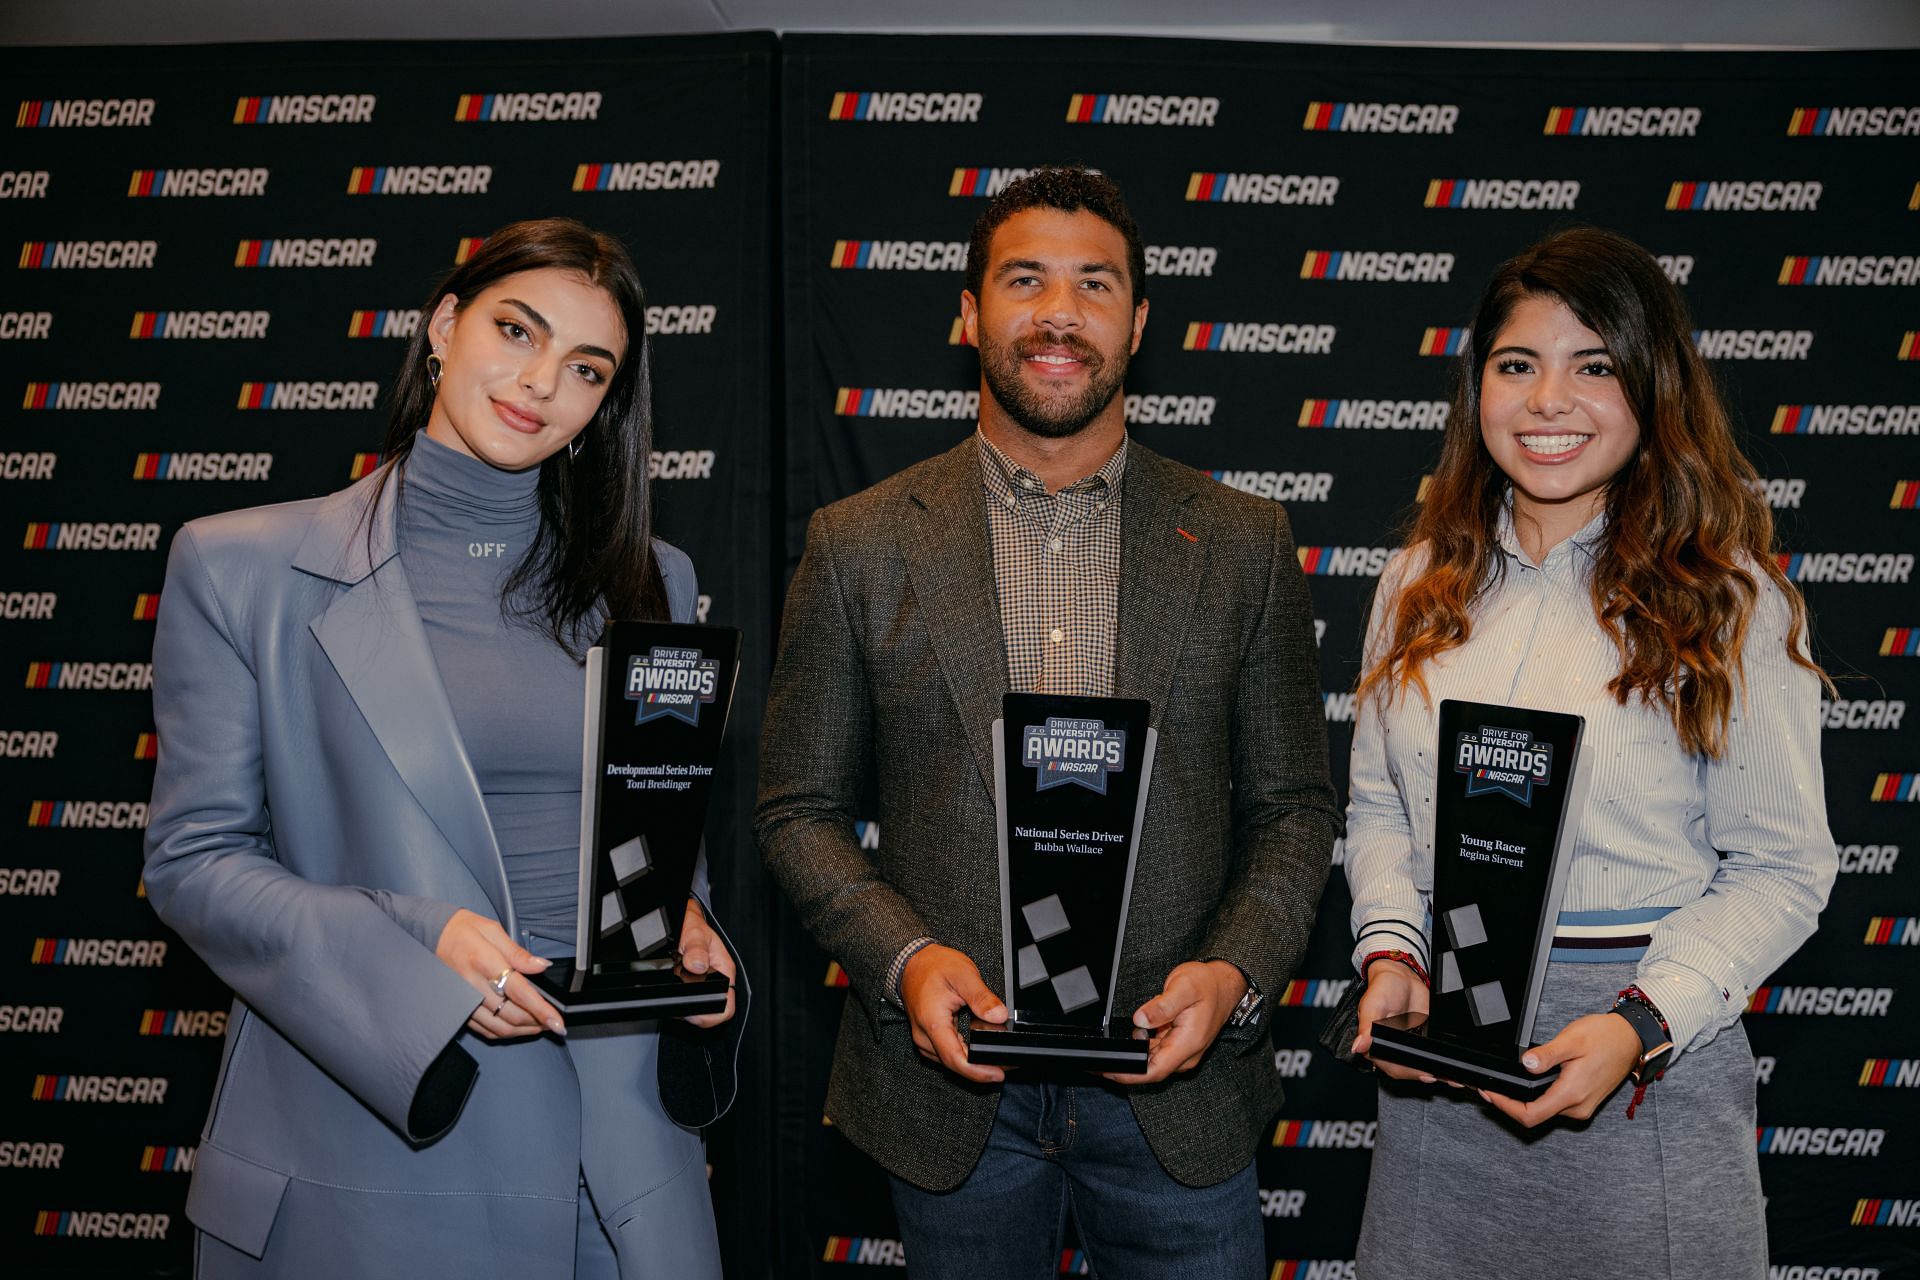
[
  {"x1": 1358, "y1": 226, "x2": 1826, "y2": 758},
  {"x1": 371, "y1": 217, "x2": 667, "y2": 650}
]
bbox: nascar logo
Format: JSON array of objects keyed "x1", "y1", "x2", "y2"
[
  {"x1": 132, "y1": 453, "x2": 272, "y2": 481},
  {"x1": 126, "y1": 167, "x2": 267, "y2": 198},
  {"x1": 1543, "y1": 105, "x2": 1701, "y2": 136},
  {"x1": 236, "y1": 381, "x2": 379, "y2": 411},
  {"x1": 826, "y1": 91, "x2": 981, "y2": 123},
  {"x1": 1789, "y1": 106, "x2": 1920, "y2": 136},
  {"x1": 129, "y1": 310, "x2": 269, "y2": 340},
  {"x1": 346, "y1": 309, "x2": 418, "y2": 338},
  {"x1": 1771, "y1": 404, "x2": 1917, "y2": 435},
  {"x1": 233, "y1": 238, "x2": 376, "y2": 268},
  {"x1": 823, "y1": 962, "x2": 849, "y2": 988},
  {"x1": 1864, "y1": 917, "x2": 1919, "y2": 945},
  {"x1": 1851, "y1": 1198, "x2": 1920, "y2": 1226},
  {"x1": 1274, "y1": 979, "x2": 1349, "y2": 1008},
  {"x1": 1418, "y1": 327, "x2": 1469, "y2": 356},
  {"x1": 455, "y1": 236, "x2": 484, "y2": 264},
  {"x1": 1871, "y1": 773, "x2": 1919, "y2": 801},
  {"x1": 1304, "y1": 100, "x2": 1458, "y2": 133},
  {"x1": 1422, "y1": 178, "x2": 1579, "y2": 210},
  {"x1": 15, "y1": 98, "x2": 154, "y2": 128},
  {"x1": 21, "y1": 522, "x2": 162, "y2": 552},
  {"x1": 948, "y1": 167, "x2": 1031, "y2": 197},
  {"x1": 1779, "y1": 255, "x2": 1920, "y2": 286},
  {"x1": 1899, "y1": 332, "x2": 1918, "y2": 360},
  {"x1": 569, "y1": 160, "x2": 720, "y2": 191},
  {"x1": 826, "y1": 239, "x2": 965, "y2": 271},
  {"x1": 1298, "y1": 399, "x2": 1447, "y2": 430},
  {"x1": 349, "y1": 453, "x2": 385, "y2": 480},
  {"x1": 1271, "y1": 1120, "x2": 1375, "y2": 1149},
  {"x1": 1859, "y1": 1058, "x2": 1920, "y2": 1087},
  {"x1": 1882, "y1": 628, "x2": 1920, "y2": 657},
  {"x1": 1065, "y1": 93, "x2": 1218, "y2": 126},
  {"x1": 1268, "y1": 1262, "x2": 1355, "y2": 1280},
  {"x1": 18, "y1": 240, "x2": 156, "y2": 269},
  {"x1": 1296, "y1": 546, "x2": 1391, "y2": 576},
  {"x1": 137, "y1": 1010, "x2": 223, "y2": 1037},
  {"x1": 346, "y1": 164, "x2": 491, "y2": 195},
  {"x1": 1299, "y1": 250, "x2": 1453, "y2": 282},
  {"x1": 453, "y1": 91, "x2": 601, "y2": 122},
  {"x1": 1665, "y1": 180, "x2": 1820, "y2": 211},
  {"x1": 132, "y1": 595, "x2": 159, "y2": 621},
  {"x1": 137, "y1": 1146, "x2": 194, "y2": 1172},
  {"x1": 232, "y1": 94, "x2": 375, "y2": 124},
  {"x1": 1894, "y1": 482, "x2": 1920, "y2": 509},
  {"x1": 1181, "y1": 323, "x2": 1336, "y2": 354},
  {"x1": 821, "y1": 1236, "x2": 905, "y2": 1264},
  {"x1": 32, "y1": 1210, "x2": 170, "y2": 1238},
  {"x1": 1183, "y1": 172, "x2": 1339, "y2": 204},
  {"x1": 134, "y1": 733, "x2": 158, "y2": 760}
]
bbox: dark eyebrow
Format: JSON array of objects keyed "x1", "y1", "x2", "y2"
[
  {"x1": 992, "y1": 258, "x2": 1125, "y2": 280},
  {"x1": 501, "y1": 297, "x2": 619, "y2": 365},
  {"x1": 1488, "y1": 345, "x2": 1538, "y2": 360}
]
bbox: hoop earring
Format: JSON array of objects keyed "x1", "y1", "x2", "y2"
[
  {"x1": 426, "y1": 352, "x2": 443, "y2": 388},
  {"x1": 568, "y1": 434, "x2": 585, "y2": 461}
]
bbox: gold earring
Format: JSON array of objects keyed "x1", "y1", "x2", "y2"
[
  {"x1": 568, "y1": 434, "x2": 585, "y2": 461},
  {"x1": 426, "y1": 352, "x2": 443, "y2": 387}
]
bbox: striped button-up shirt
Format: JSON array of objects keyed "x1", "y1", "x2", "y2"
[
  {"x1": 1344, "y1": 505, "x2": 1834, "y2": 1055},
  {"x1": 978, "y1": 430, "x2": 1126, "y2": 697}
]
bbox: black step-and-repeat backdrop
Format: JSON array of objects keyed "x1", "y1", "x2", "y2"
[
  {"x1": 2, "y1": 29, "x2": 1915, "y2": 1280},
  {"x1": 779, "y1": 36, "x2": 1917, "y2": 1280},
  {"x1": 0, "y1": 34, "x2": 778, "y2": 1279}
]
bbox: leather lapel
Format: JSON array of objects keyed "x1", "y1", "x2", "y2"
[
  {"x1": 898, "y1": 439, "x2": 1009, "y2": 796},
  {"x1": 1114, "y1": 448, "x2": 1207, "y2": 725},
  {"x1": 298, "y1": 472, "x2": 514, "y2": 930}
]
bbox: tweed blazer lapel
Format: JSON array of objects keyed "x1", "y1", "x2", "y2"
[
  {"x1": 1114, "y1": 448, "x2": 1207, "y2": 724},
  {"x1": 898, "y1": 439, "x2": 1009, "y2": 796},
  {"x1": 291, "y1": 471, "x2": 514, "y2": 930}
]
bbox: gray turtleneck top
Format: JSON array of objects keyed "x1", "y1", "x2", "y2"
[{"x1": 397, "y1": 431, "x2": 585, "y2": 944}]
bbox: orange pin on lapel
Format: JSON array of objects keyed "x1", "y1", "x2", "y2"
[{"x1": 1175, "y1": 527, "x2": 1199, "y2": 542}]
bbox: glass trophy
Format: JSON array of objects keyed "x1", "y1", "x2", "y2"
[
  {"x1": 528, "y1": 621, "x2": 740, "y2": 1016},
  {"x1": 964, "y1": 692, "x2": 1156, "y2": 1071},
  {"x1": 1368, "y1": 699, "x2": 1593, "y2": 1098}
]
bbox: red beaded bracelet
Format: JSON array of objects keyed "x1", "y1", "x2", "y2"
[{"x1": 1361, "y1": 949, "x2": 1431, "y2": 989}]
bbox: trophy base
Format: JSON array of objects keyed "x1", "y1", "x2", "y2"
[
  {"x1": 1367, "y1": 1013, "x2": 1560, "y2": 1100},
  {"x1": 964, "y1": 1016, "x2": 1152, "y2": 1070},
  {"x1": 529, "y1": 958, "x2": 730, "y2": 1018}
]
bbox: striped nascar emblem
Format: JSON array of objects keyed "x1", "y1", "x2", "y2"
[
  {"x1": 25, "y1": 661, "x2": 59, "y2": 688},
  {"x1": 1299, "y1": 250, "x2": 1341, "y2": 279},
  {"x1": 1297, "y1": 399, "x2": 1340, "y2": 428},
  {"x1": 135, "y1": 732, "x2": 158, "y2": 760},
  {"x1": 824, "y1": 961, "x2": 849, "y2": 987},
  {"x1": 1859, "y1": 1058, "x2": 1917, "y2": 1086},
  {"x1": 1899, "y1": 331, "x2": 1918, "y2": 361},
  {"x1": 948, "y1": 316, "x2": 968, "y2": 346},
  {"x1": 346, "y1": 166, "x2": 380, "y2": 194},
  {"x1": 454, "y1": 236, "x2": 485, "y2": 263},
  {"x1": 453, "y1": 93, "x2": 491, "y2": 121},
  {"x1": 22, "y1": 381, "x2": 55, "y2": 409},
  {"x1": 1543, "y1": 106, "x2": 1586, "y2": 134},
  {"x1": 349, "y1": 452, "x2": 384, "y2": 480},
  {"x1": 948, "y1": 168, "x2": 993, "y2": 197},
  {"x1": 138, "y1": 1145, "x2": 191, "y2": 1171},
  {"x1": 1891, "y1": 481, "x2": 1920, "y2": 509},
  {"x1": 1870, "y1": 773, "x2": 1918, "y2": 802},
  {"x1": 1777, "y1": 255, "x2": 1820, "y2": 285},
  {"x1": 1302, "y1": 100, "x2": 1344, "y2": 130},
  {"x1": 1881, "y1": 628, "x2": 1920, "y2": 657},
  {"x1": 236, "y1": 382, "x2": 270, "y2": 410},
  {"x1": 132, "y1": 593, "x2": 160, "y2": 620},
  {"x1": 234, "y1": 238, "x2": 270, "y2": 267},
  {"x1": 127, "y1": 168, "x2": 163, "y2": 197},
  {"x1": 833, "y1": 388, "x2": 874, "y2": 416},
  {"x1": 1064, "y1": 93, "x2": 1103, "y2": 123},
  {"x1": 1864, "y1": 916, "x2": 1918, "y2": 945},
  {"x1": 1786, "y1": 107, "x2": 1829, "y2": 136},
  {"x1": 1419, "y1": 327, "x2": 1469, "y2": 356}
]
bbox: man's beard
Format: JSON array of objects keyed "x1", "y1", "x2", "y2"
[{"x1": 978, "y1": 330, "x2": 1129, "y2": 439}]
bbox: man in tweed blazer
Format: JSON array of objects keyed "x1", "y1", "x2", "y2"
[{"x1": 758, "y1": 169, "x2": 1337, "y2": 1277}]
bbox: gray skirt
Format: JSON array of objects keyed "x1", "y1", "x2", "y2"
[{"x1": 1357, "y1": 960, "x2": 1765, "y2": 1280}]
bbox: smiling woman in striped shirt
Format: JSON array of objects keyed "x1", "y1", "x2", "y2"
[{"x1": 1343, "y1": 226, "x2": 1835, "y2": 1279}]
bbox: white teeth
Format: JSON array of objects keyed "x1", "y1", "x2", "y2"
[
  {"x1": 1518, "y1": 433, "x2": 1591, "y2": 456},
  {"x1": 1029, "y1": 355, "x2": 1075, "y2": 365}
]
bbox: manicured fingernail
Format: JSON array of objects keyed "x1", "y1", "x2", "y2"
[
  {"x1": 547, "y1": 1019, "x2": 565, "y2": 1035},
  {"x1": 1522, "y1": 1055, "x2": 1539, "y2": 1070},
  {"x1": 535, "y1": 956, "x2": 552, "y2": 968},
  {"x1": 686, "y1": 957, "x2": 706, "y2": 972},
  {"x1": 1418, "y1": 1074, "x2": 1436, "y2": 1084}
]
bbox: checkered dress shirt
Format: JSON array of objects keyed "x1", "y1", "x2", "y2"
[{"x1": 977, "y1": 431, "x2": 1126, "y2": 698}]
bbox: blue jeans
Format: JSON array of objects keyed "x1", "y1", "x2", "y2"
[{"x1": 888, "y1": 1081, "x2": 1263, "y2": 1280}]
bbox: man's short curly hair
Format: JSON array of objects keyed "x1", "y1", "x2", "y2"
[{"x1": 964, "y1": 167, "x2": 1147, "y2": 304}]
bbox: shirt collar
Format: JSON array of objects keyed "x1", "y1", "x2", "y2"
[
  {"x1": 976, "y1": 429, "x2": 1128, "y2": 505},
  {"x1": 1495, "y1": 493, "x2": 1608, "y2": 568}
]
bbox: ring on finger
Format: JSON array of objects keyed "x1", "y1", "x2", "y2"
[
  {"x1": 489, "y1": 995, "x2": 506, "y2": 1016},
  {"x1": 490, "y1": 966, "x2": 512, "y2": 998}
]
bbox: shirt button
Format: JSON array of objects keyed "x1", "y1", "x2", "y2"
[
  {"x1": 1048, "y1": 538, "x2": 1063, "y2": 553},
  {"x1": 1049, "y1": 628, "x2": 1064, "y2": 644}
]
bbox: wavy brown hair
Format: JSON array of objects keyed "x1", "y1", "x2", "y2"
[{"x1": 1357, "y1": 226, "x2": 1825, "y2": 758}]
